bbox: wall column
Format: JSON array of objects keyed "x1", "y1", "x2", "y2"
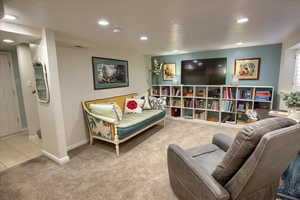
[
  {"x1": 35, "y1": 29, "x2": 69, "y2": 164},
  {"x1": 16, "y1": 44, "x2": 40, "y2": 140}
]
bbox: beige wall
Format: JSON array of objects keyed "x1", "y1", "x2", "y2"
[
  {"x1": 278, "y1": 27, "x2": 300, "y2": 109},
  {"x1": 56, "y1": 46, "x2": 149, "y2": 148}
]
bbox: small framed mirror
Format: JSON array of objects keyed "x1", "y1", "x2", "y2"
[{"x1": 33, "y1": 62, "x2": 50, "y2": 103}]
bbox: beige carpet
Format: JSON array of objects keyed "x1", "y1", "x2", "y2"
[{"x1": 0, "y1": 119, "x2": 238, "y2": 200}]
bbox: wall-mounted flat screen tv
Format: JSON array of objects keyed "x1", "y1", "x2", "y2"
[{"x1": 181, "y1": 58, "x2": 227, "y2": 85}]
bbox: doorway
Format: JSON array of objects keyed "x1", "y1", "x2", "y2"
[
  {"x1": 0, "y1": 50, "x2": 42, "y2": 172},
  {"x1": 0, "y1": 53, "x2": 21, "y2": 137}
]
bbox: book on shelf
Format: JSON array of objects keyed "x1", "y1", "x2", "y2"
[
  {"x1": 237, "y1": 88, "x2": 252, "y2": 99},
  {"x1": 184, "y1": 99, "x2": 193, "y2": 108},
  {"x1": 195, "y1": 112, "x2": 205, "y2": 120},
  {"x1": 152, "y1": 89, "x2": 160, "y2": 95},
  {"x1": 172, "y1": 99, "x2": 181, "y2": 107},
  {"x1": 172, "y1": 88, "x2": 181, "y2": 96},
  {"x1": 223, "y1": 88, "x2": 236, "y2": 99},
  {"x1": 208, "y1": 100, "x2": 219, "y2": 110},
  {"x1": 184, "y1": 87, "x2": 193, "y2": 96},
  {"x1": 161, "y1": 88, "x2": 169, "y2": 96},
  {"x1": 255, "y1": 90, "x2": 272, "y2": 101},
  {"x1": 221, "y1": 100, "x2": 235, "y2": 112},
  {"x1": 237, "y1": 102, "x2": 250, "y2": 112},
  {"x1": 194, "y1": 99, "x2": 206, "y2": 109},
  {"x1": 196, "y1": 89, "x2": 206, "y2": 97},
  {"x1": 208, "y1": 88, "x2": 220, "y2": 98}
]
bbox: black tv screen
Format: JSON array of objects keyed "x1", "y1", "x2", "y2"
[{"x1": 181, "y1": 58, "x2": 227, "y2": 85}]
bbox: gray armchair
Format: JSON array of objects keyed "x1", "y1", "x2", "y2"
[{"x1": 168, "y1": 117, "x2": 300, "y2": 200}]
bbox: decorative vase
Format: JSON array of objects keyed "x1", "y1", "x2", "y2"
[
  {"x1": 231, "y1": 75, "x2": 239, "y2": 86},
  {"x1": 288, "y1": 107, "x2": 300, "y2": 121}
]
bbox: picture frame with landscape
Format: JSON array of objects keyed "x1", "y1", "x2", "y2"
[{"x1": 92, "y1": 57, "x2": 129, "y2": 90}]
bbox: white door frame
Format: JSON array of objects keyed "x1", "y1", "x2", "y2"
[{"x1": 0, "y1": 51, "x2": 23, "y2": 136}]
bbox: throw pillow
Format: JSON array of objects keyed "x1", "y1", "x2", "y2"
[
  {"x1": 136, "y1": 91, "x2": 152, "y2": 110},
  {"x1": 149, "y1": 96, "x2": 166, "y2": 110},
  {"x1": 89, "y1": 103, "x2": 120, "y2": 122},
  {"x1": 212, "y1": 117, "x2": 297, "y2": 185},
  {"x1": 125, "y1": 98, "x2": 145, "y2": 113}
]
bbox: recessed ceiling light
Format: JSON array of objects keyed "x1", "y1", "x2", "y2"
[
  {"x1": 237, "y1": 42, "x2": 244, "y2": 45},
  {"x1": 237, "y1": 17, "x2": 249, "y2": 24},
  {"x1": 3, "y1": 14, "x2": 17, "y2": 20},
  {"x1": 140, "y1": 36, "x2": 148, "y2": 41},
  {"x1": 29, "y1": 43, "x2": 37, "y2": 47},
  {"x1": 3, "y1": 39, "x2": 15, "y2": 44},
  {"x1": 113, "y1": 28, "x2": 121, "y2": 33},
  {"x1": 98, "y1": 19, "x2": 110, "y2": 26}
]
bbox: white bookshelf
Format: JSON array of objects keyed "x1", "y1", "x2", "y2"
[{"x1": 151, "y1": 85, "x2": 274, "y2": 126}]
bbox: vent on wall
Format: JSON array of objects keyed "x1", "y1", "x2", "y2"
[{"x1": 74, "y1": 45, "x2": 84, "y2": 48}]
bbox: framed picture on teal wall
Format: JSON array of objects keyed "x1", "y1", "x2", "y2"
[
  {"x1": 234, "y1": 58, "x2": 261, "y2": 80},
  {"x1": 92, "y1": 57, "x2": 129, "y2": 90},
  {"x1": 163, "y1": 63, "x2": 176, "y2": 80}
]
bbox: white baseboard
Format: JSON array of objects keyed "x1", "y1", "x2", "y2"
[
  {"x1": 42, "y1": 150, "x2": 70, "y2": 165},
  {"x1": 29, "y1": 134, "x2": 40, "y2": 141},
  {"x1": 0, "y1": 128, "x2": 28, "y2": 138},
  {"x1": 67, "y1": 139, "x2": 89, "y2": 151}
]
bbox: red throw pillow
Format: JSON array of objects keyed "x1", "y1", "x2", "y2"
[{"x1": 125, "y1": 99, "x2": 144, "y2": 113}]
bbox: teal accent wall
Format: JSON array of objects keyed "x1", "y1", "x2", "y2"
[
  {"x1": 152, "y1": 44, "x2": 282, "y2": 108},
  {"x1": 152, "y1": 44, "x2": 282, "y2": 88}
]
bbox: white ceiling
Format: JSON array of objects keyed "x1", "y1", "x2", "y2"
[
  {"x1": 0, "y1": 30, "x2": 38, "y2": 50},
  {"x1": 3, "y1": 0, "x2": 300, "y2": 55}
]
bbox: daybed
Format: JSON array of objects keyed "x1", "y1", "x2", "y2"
[{"x1": 82, "y1": 93, "x2": 166, "y2": 156}]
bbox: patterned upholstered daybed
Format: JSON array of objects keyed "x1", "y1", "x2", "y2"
[{"x1": 82, "y1": 93, "x2": 166, "y2": 156}]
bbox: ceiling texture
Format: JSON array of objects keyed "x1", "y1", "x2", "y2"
[{"x1": 3, "y1": 0, "x2": 300, "y2": 55}]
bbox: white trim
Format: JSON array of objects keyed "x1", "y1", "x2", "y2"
[
  {"x1": 67, "y1": 139, "x2": 89, "y2": 151},
  {"x1": 0, "y1": 128, "x2": 28, "y2": 139},
  {"x1": 42, "y1": 150, "x2": 70, "y2": 165}
]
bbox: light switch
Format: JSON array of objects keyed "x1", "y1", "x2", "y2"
[{"x1": 27, "y1": 80, "x2": 32, "y2": 87}]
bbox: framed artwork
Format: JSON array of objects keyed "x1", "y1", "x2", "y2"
[
  {"x1": 163, "y1": 64, "x2": 176, "y2": 80},
  {"x1": 33, "y1": 62, "x2": 50, "y2": 103},
  {"x1": 234, "y1": 58, "x2": 261, "y2": 80},
  {"x1": 92, "y1": 57, "x2": 129, "y2": 90}
]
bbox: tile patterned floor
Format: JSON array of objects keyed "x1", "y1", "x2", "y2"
[{"x1": 0, "y1": 132, "x2": 42, "y2": 172}]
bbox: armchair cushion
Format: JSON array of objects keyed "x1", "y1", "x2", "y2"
[
  {"x1": 186, "y1": 144, "x2": 226, "y2": 174},
  {"x1": 212, "y1": 133, "x2": 234, "y2": 152},
  {"x1": 212, "y1": 117, "x2": 297, "y2": 185}
]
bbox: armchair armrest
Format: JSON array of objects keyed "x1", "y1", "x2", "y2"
[
  {"x1": 212, "y1": 133, "x2": 234, "y2": 152},
  {"x1": 82, "y1": 102, "x2": 118, "y2": 124},
  {"x1": 167, "y1": 144, "x2": 230, "y2": 200}
]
